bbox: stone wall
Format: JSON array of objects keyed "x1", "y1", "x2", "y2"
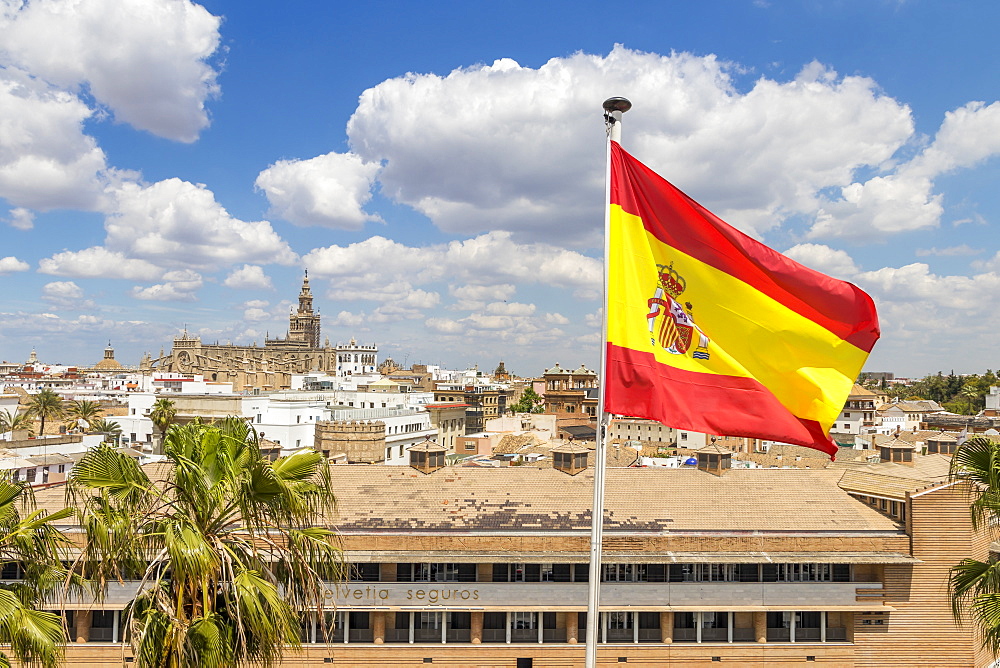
[{"x1": 315, "y1": 420, "x2": 386, "y2": 463}]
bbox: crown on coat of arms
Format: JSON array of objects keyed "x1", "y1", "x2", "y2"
[{"x1": 657, "y1": 263, "x2": 686, "y2": 298}]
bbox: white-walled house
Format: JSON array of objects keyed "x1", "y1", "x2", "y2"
[
  {"x1": 244, "y1": 395, "x2": 331, "y2": 451},
  {"x1": 832, "y1": 384, "x2": 878, "y2": 435},
  {"x1": 876, "y1": 400, "x2": 945, "y2": 434},
  {"x1": 987, "y1": 386, "x2": 1000, "y2": 416},
  {"x1": 0, "y1": 453, "x2": 75, "y2": 486}
]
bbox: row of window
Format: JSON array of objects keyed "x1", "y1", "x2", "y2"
[
  {"x1": 69, "y1": 610, "x2": 850, "y2": 645},
  {"x1": 302, "y1": 610, "x2": 848, "y2": 645},
  {"x1": 854, "y1": 494, "x2": 907, "y2": 522},
  {"x1": 359, "y1": 562, "x2": 854, "y2": 584},
  {"x1": 338, "y1": 354, "x2": 376, "y2": 364}
]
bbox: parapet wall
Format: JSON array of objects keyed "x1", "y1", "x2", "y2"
[{"x1": 315, "y1": 420, "x2": 386, "y2": 463}]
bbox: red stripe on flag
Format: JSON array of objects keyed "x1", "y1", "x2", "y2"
[
  {"x1": 605, "y1": 343, "x2": 839, "y2": 458},
  {"x1": 610, "y1": 142, "x2": 879, "y2": 353}
]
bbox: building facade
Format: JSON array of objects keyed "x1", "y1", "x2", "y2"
[
  {"x1": 833, "y1": 385, "x2": 879, "y2": 435},
  {"x1": 45, "y1": 452, "x2": 992, "y2": 667},
  {"x1": 434, "y1": 380, "x2": 513, "y2": 434},
  {"x1": 542, "y1": 363, "x2": 599, "y2": 420},
  {"x1": 148, "y1": 274, "x2": 376, "y2": 391}
]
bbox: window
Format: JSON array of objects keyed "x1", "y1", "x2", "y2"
[
  {"x1": 349, "y1": 563, "x2": 381, "y2": 582},
  {"x1": 418, "y1": 612, "x2": 442, "y2": 630},
  {"x1": 607, "y1": 611, "x2": 632, "y2": 629},
  {"x1": 602, "y1": 564, "x2": 645, "y2": 582},
  {"x1": 1, "y1": 562, "x2": 23, "y2": 579},
  {"x1": 511, "y1": 612, "x2": 537, "y2": 630}
]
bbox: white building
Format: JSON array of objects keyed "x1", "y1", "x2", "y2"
[
  {"x1": 333, "y1": 338, "x2": 378, "y2": 377},
  {"x1": 833, "y1": 384, "x2": 878, "y2": 435},
  {"x1": 876, "y1": 400, "x2": 945, "y2": 434},
  {"x1": 244, "y1": 395, "x2": 330, "y2": 452}
]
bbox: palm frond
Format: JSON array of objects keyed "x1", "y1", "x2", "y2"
[{"x1": 72, "y1": 417, "x2": 341, "y2": 668}]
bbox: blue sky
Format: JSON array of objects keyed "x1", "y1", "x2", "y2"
[{"x1": 1, "y1": 0, "x2": 999, "y2": 377}]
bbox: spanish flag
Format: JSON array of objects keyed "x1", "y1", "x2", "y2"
[{"x1": 606, "y1": 141, "x2": 879, "y2": 458}]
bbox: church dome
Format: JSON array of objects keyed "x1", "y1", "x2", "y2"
[{"x1": 94, "y1": 343, "x2": 123, "y2": 370}]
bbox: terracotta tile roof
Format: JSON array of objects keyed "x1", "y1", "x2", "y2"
[
  {"x1": 34, "y1": 463, "x2": 903, "y2": 536},
  {"x1": 321, "y1": 466, "x2": 900, "y2": 534},
  {"x1": 493, "y1": 433, "x2": 539, "y2": 455},
  {"x1": 836, "y1": 454, "x2": 951, "y2": 500},
  {"x1": 605, "y1": 445, "x2": 639, "y2": 468}
]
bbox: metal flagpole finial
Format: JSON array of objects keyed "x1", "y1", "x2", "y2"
[{"x1": 603, "y1": 97, "x2": 631, "y2": 140}]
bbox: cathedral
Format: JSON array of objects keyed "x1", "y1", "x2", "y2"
[{"x1": 145, "y1": 273, "x2": 377, "y2": 392}]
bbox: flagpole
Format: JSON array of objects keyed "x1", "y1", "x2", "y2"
[{"x1": 585, "y1": 96, "x2": 631, "y2": 668}]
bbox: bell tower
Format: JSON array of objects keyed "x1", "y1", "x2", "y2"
[{"x1": 288, "y1": 271, "x2": 321, "y2": 348}]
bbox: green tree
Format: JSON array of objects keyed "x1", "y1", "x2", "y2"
[
  {"x1": 0, "y1": 474, "x2": 75, "y2": 668},
  {"x1": 65, "y1": 399, "x2": 104, "y2": 432},
  {"x1": 25, "y1": 389, "x2": 63, "y2": 438},
  {"x1": 148, "y1": 398, "x2": 177, "y2": 453},
  {"x1": 960, "y1": 383, "x2": 983, "y2": 415},
  {"x1": 950, "y1": 436, "x2": 1000, "y2": 654},
  {"x1": 0, "y1": 410, "x2": 33, "y2": 438},
  {"x1": 148, "y1": 398, "x2": 176, "y2": 437},
  {"x1": 69, "y1": 417, "x2": 343, "y2": 668},
  {"x1": 88, "y1": 418, "x2": 122, "y2": 444},
  {"x1": 510, "y1": 387, "x2": 544, "y2": 414}
]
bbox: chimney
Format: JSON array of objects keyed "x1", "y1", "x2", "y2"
[
  {"x1": 551, "y1": 443, "x2": 590, "y2": 475},
  {"x1": 696, "y1": 442, "x2": 733, "y2": 476},
  {"x1": 409, "y1": 440, "x2": 447, "y2": 474}
]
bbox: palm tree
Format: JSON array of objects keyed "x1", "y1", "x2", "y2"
[
  {"x1": 25, "y1": 389, "x2": 63, "y2": 437},
  {"x1": 88, "y1": 418, "x2": 122, "y2": 445},
  {"x1": 149, "y1": 397, "x2": 176, "y2": 432},
  {"x1": 960, "y1": 384, "x2": 982, "y2": 415},
  {"x1": 0, "y1": 410, "x2": 33, "y2": 438},
  {"x1": 0, "y1": 474, "x2": 75, "y2": 668},
  {"x1": 65, "y1": 399, "x2": 104, "y2": 432},
  {"x1": 950, "y1": 436, "x2": 1000, "y2": 654},
  {"x1": 69, "y1": 416, "x2": 343, "y2": 668}
]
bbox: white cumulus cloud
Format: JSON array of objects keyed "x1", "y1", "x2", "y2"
[
  {"x1": 305, "y1": 231, "x2": 599, "y2": 294},
  {"x1": 39, "y1": 247, "x2": 161, "y2": 280},
  {"x1": 224, "y1": 265, "x2": 273, "y2": 290},
  {"x1": 811, "y1": 100, "x2": 1000, "y2": 240},
  {"x1": 1, "y1": 0, "x2": 222, "y2": 142},
  {"x1": 345, "y1": 47, "x2": 914, "y2": 244},
  {"x1": 0, "y1": 256, "x2": 30, "y2": 274},
  {"x1": 783, "y1": 243, "x2": 859, "y2": 278},
  {"x1": 41, "y1": 281, "x2": 96, "y2": 310},
  {"x1": 0, "y1": 73, "x2": 109, "y2": 211},
  {"x1": 6, "y1": 207, "x2": 35, "y2": 230},
  {"x1": 255, "y1": 152, "x2": 382, "y2": 229},
  {"x1": 104, "y1": 178, "x2": 297, "y2": 270},
  {"x1": 131, "y1": 269, "x2": 203, "y2": 302}
]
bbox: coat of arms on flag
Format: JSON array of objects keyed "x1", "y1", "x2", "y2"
[{"x1": 646, "y1": 262, "x2": 710, "y2": 360}]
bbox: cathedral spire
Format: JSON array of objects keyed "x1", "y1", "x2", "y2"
[{"x1": 287, "y1": 270, "x2": 320, "y2": 348}]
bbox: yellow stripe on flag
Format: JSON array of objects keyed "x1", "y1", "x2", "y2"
[{"x1": 608, "y1": 205, "x2": 866, "y2": 430}]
